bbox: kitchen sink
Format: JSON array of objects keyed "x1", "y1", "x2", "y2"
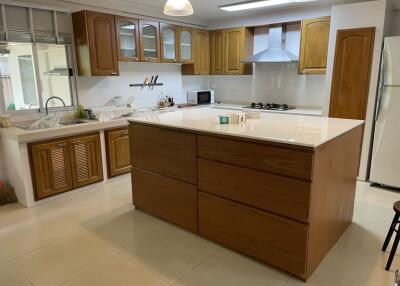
[{"x1": 16, "y1": 119, "x2": 94, "y2": 130}]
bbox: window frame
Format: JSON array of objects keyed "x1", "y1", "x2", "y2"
[{"x1": 0, "y1": 43, "x2": 78, "y2": 115}]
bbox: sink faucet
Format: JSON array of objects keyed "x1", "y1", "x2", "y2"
[{"x1": 45, "y1": 96, "x2": 66, "y2": 116}]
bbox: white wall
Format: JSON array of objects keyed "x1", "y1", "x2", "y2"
[
  {"x1": 76, "y1": 63, "x2": 208, "y2": 108},
  {"x1": 211, "y1": 23, "x2": 326, "y2": 108},
  {"x1": 322, "y1": 0, "x2": 387, "y2": 181}
]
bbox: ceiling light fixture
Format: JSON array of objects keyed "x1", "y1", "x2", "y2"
[
  {"x1": 164, "y1": 0, "x2": 194, "y2": 16},
  {"x1": 219, "y1": 0, "x2": 316, "y2": 12}
]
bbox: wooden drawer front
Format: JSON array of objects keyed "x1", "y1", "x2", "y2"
[
  {"x1": 198, "y1": 192, "x2": 307, "y2": 278},
  {"x1": 130, "y1": 125, "x2": 197, "y2": 184},
  {"x1": 198, "y1": 159, "x2": 311, "y2": 222},
  {"x1": 198, "y1": 136, "x2": 313, "y2": 180},
  {"x1": 132, "y1": 168, "x2": 198, "y2": 232}
]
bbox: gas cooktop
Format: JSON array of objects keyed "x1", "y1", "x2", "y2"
[{"x1": 242, "y1": 102, "x2": 295, "y2": 111}]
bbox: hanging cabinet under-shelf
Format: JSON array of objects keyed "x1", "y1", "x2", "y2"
[
  {"x1": 139, "y1": 20, "x2": 161, "y2": 63},
  {"x1": 160, "y1": 23, "x2": 179, "y2": 63},
  {"x1": 72, "y1": 10, "x2": 119, "y2": 76},
  {"x1": 115, "y1": 16, "x2": 140, "y2": 62}
]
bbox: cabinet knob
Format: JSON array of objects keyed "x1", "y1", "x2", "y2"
[{"x1": 56, "y1": 143, "x2": 67, "y2": 148}]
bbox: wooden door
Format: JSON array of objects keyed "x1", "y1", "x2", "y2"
[
  {"x1": 139, "y1": 20, "x2": 160, "y2": 62},
  {"x1": 69, "y1": 133, "x2": 103, "y2": 188},
  {"x1": 105, "y1": 128, "x2": 131, "y2": 178},
  {"x1": 195, "y1": 29, "x2": 210, "y2": 75},
  {"x1": 299, "y1": 16, "x2": 331, "y2": 74},
  {"x1": 329, "y1": 27, "x2": 375, "y2": 120},
  {"x1": 115, "y1": 16, "x2": 140, "y2": 62},
  {"x1": 179, "y1": 26, "x2": 194, "y2": 64},
  {"x1": 86, "y1": 11, "x2": 119, "y2": 76},
  {"x1": 160, "y1": 23, "x2": 178, "y2": 63},
  {"x1": 210, "y1": 29, "x2": 224, "y2": 75},
  {"x1": 30, "y1": 139, "x2": 72, "y2": 200}
]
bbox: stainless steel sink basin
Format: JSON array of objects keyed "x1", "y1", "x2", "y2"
[{"x1": 16, "y1": 119, "x2": 94, "y2": 130}]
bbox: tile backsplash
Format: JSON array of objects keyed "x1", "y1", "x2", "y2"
[
  {"x1": 210, "y1": 63, "x2": 326, "y2": 108},
  {"x1": 76, "y1": 62, "x2": 208, "y2": 109}
]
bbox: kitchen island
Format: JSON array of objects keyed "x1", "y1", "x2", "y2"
[{"x1": 128, "y1": 108, "x2": 364, "y2": 281}]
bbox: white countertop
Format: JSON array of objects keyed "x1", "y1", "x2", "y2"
[
  {"x1": 128, "y1": 107, "x2": 363, "y2": 148},
  {"x1": 210, "y1": 103, "x2": 323, "y2": 116}
]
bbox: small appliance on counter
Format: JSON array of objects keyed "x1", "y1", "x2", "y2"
[
  {"x1": 243, "y1": 102, "x2": 294, "y2": 111},
  {"x1": 187, "y1": 90, "x2": 215, "y2": 105}
]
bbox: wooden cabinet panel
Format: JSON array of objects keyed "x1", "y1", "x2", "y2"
[
  {"x1": 329, "y1": 27, "x2": 375, "y2": 120},
  {"x1": 210, "y1": 30, "x2": 224, "y2": 75},
  {"x1": 105, "y1": 128, "x2": 131, "y2": 178},
  {"x1": 130, "y1": 125, "x2": 197, "y2": 184},
  {"x1": 181, "y1": 29, "x2": 210, "y2": 75},
  {"x1": 223, "y1": 27, "x2": 253, "y2": 75},
  {"x1": 197, "y1": 135, "x2": 313, "y2": 180},
  {"x1": 69, "y1": 133, "x2": 103, "y2": 188},
  {"x1": 198, "y1": 159, "x2": 311, "y2": 222},
  {"x1": 299, "y1": 16, "x2": 331, "y2": 74},
  {"x1": 30, "y1": 140, "x2": 73, "y2": 200},
  {"x1": 160, "y1": 23, "x2": 179, "y2": 63},
  {"x1": 178, "y1": 26, "x2": 194, "y2": 64},
  {"x1": 132, "y1": 168, "x2": 198, "y2": 232},
  {"x1": 115, "y1": 16, "x2": 140, "y2": 62},
  {"x1": 198, "y1": 192, "x2": 307, "y2": 278},
  {"x1": 139, "y1": 20, "x2": 160, "y2": 62},
  {"x1": 73, "y1": 11, "x2": 119, "y2": 76}
]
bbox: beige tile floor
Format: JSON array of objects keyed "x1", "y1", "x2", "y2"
[{"x1": 0, "y1": 175, "x2": 399, "y2": 286}]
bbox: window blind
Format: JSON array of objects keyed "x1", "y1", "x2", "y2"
[{"x1": 1, "y1": 4, "x2": 72, "y2": 44}]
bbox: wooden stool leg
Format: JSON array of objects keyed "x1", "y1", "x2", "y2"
[
  {"x1": 383, "y1": 213, "x2": 400, "y2": 251},
  {"x1": 386, "y1": 225, "x2": 400, "y2": 271}
]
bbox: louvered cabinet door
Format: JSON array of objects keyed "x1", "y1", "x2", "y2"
[
  {"x1": 69, "y1": 133, "x2": 103, "y2": 188},
  {"x1": 30, "y1": 140, "x2": 72, "y2": 200}
]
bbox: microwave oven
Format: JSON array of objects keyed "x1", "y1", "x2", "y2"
[{"x1": 187, "y1": 90, "x2": 215, "y2": 105}]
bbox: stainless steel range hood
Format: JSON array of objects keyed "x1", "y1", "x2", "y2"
[{"x1": 243, "y1": 25, "x2": 298, "y2": 63}]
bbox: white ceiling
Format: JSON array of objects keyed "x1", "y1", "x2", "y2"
[{"x1": 59, "y1": 0, "x2": 361, "y2": 24}]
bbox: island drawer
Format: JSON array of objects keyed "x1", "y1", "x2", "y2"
[
  {"x1": 129, "y1": 125, "x2": 197, "y2": 184},
  {"x1": 132, "y1": 167, "x2": 198, "y2": 232},
  {"x1": 198, "y1": 159, "x2": 311, "y2": 222},
  {"x1": 198, "y1": 192, "x2": 307, "y2": 278},
  {"x1": 197, "y1": 135, "x2": 313, "y2": 180}
]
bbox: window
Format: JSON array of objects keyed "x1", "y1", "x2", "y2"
[
  {"x1": 0, "y1": 4, "x2": 75, "y2": 114},
  {"x1": 0, "y1": 42, "x2": 74, "y2": 112}
]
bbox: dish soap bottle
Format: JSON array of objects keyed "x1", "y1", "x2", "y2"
[{"x1": 76, "y1": 104, "x2": 85, "y2": 119}]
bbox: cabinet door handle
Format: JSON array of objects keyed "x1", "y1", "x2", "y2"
[
  {"x1": 111, "y1": 72, "x2": 117, "y2": 75},
  {"x1": 56, "y1": 143, "x2": 67, "y2": 148},
  {"x1": 121, "y1": 131, "x2": 128, "y2": 136},
  {"x1": 72, "y1": 141, "x2": 81, "y2": 145}
]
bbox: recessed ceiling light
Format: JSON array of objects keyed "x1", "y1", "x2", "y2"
[
  {"x1": 164, "y1": 0, "x2": 194, "y2": 16},
  {"x1": 219, "y1": 0, "x2": 316, "y2": 12}
]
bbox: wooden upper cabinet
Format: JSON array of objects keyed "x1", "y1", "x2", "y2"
[
  {"x1": 30, "y1": 139, "x2": 73, "y2": 200},
  {"x1": 299, "y1": 16, "x2": 331, "y2": 74},
  {"x1": 160, "y1": 23, "x2": 179, "y2": 63},
  {"x1": 139, "y1": 20, "x2": 160, "y2": 62},
  {"x1": 210, "y1": 29, "x2": 224, "y2": 75},
  {"x1": 194, "y1": 29, "x2": 210, "y2": 75},
  {"x1": 223, "y1": 27, "x2": 254, "y2": 75},
  {"x1": 69, "y1": 133, "x2": 103, "y2": 188},
  {"x1": 179, "y1": 26, "x2": 194, "y2": 64},
  {"x1": 115, "y1": 16, "x2": 140, "y2": 62},
  {"x1": 329, "y1": 27, "x2": 375, "y2": 120},
  {"x1": 72, "y1": 11, "x2": 119, "y2": 76},
  {"x1": 105, "y1": 128, "x2": 131, "y2": 178}
]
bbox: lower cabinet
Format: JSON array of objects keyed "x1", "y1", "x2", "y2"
[
  {"x1": 105, "y1": 128, "x2": 131, "y2": 178},
  {"x1": 29, "y1": 133, "x2": 103, "y2": 200}
]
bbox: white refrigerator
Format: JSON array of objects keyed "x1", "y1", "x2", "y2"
[{"x1": 370, "y1": 36, "x2": 400, "y2": 188}]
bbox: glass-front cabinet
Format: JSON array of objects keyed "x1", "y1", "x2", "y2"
[
  {"x1": 139, "y1": 20, "x2": 160, "y2": 62},
  {"x1": 115, "y1": 16, "x2": 140, "y2": 62},
  {"x1": 179, "y1": 27, "x2": 194, "y2": 64},
  {"x1": 160, "y1": 24, "x2": 178, "y2": 63}
]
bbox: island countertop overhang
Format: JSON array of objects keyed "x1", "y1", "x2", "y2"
[{"x1": 128, "y1": 107, "x2": 364, "y2": 148}]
